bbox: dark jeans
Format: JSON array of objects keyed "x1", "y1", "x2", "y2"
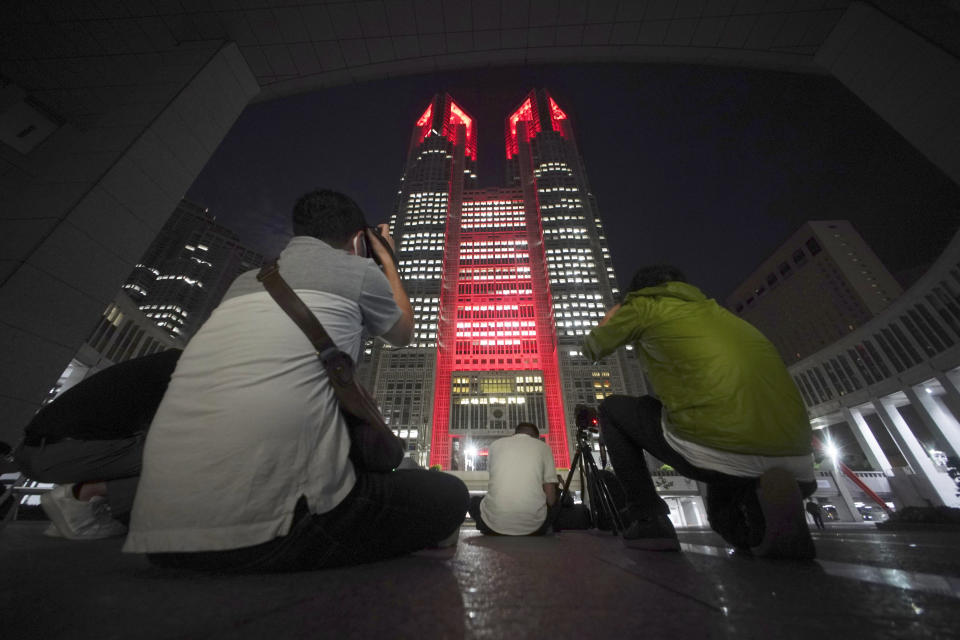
[
  {"x1": 599, "y1": 395, "x2": 815, "y2": 548},
  {"x1": 468, "y1": 495, "x2": 589, "y2": 535},
  {"x1": 13, "y1": 435, "x2": 144, "y2": 523},
  {"x1": 148, "y1": 469, "x2": 469, "y2": 573}
]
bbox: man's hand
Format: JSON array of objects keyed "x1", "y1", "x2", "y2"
[
  {"x1": 368, "y1": 223, "x2": 413, "y2": 346},
  {"x1": 365, "y1": 224, "x2": 395, "y2": 265},
  {"x1": 598, "y1": 303, "x2": 621, "y2": 327}
]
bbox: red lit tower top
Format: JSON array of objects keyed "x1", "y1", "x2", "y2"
[{"x1": 409, "y1": 94, "x2": 477, "y2": 164}]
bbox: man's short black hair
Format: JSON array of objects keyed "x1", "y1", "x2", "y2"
[
  {"x1": 292, "y1": 189, "x2": 367, "y2": 247},
  {"x1": 629, "y1": 265, "x2": 687, "y2": 292},
  {"x1": 515, "y1": 422, "x2": 539, "y2": 438}
]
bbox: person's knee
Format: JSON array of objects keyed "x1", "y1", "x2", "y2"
[
  {"x1": 11, "y1": 446, "x2": 53, "y2": 481},
  {"x1": 598, "y1": 395, "x2": 637, "y2": 439},
  {"x1": 599, "y1": 394, "x2": 633, "y2": 416},
  {"x1": 431, "y1": 473, "x2": 469, "y2": 520}
]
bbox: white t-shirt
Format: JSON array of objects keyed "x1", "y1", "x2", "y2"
[
  {"x1": 124, "y1": 237, "x2": 402, "y2": 554},
  {"x1": 663, "y1": 420, "x2": 814, "y2": 482},
  {"x1": 481, "y1": 434, "x2": 557, "y2": 535}
]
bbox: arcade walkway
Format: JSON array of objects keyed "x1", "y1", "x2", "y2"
[{"x1": 3, "y1": 522, "x2": 957, "y2": 639}]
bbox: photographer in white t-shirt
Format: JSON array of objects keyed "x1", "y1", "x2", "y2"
[{"x1": 468, "y1": 423, "x2": 558, "y2": 536}]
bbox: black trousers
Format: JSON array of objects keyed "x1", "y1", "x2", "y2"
[
  {"x1": 599, "y1": 395, "x2": 815, "y2": 548},
  {"x1": 149, "y1": 470, "x2": 469, "y2": 573},
  {"x1": 467, "y1": 495, "x2": 590, "y2": 535},
  {"x1": 13, "y1": 436, "x2": 143, "y2": 522}
]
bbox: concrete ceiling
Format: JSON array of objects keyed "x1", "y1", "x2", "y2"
[{"x1": 1, "y1": 0, "x2": 852, "y2": 123}]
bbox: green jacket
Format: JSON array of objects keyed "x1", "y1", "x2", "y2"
[{"x1": 582, "y1": 282, "x2": 811, "y2": 457}]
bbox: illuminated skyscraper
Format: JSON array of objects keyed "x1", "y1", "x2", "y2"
[
  {"x1": 123, "y1": 200, "x2": 263, "y2": 341},
  {"x1": 360, "y1": 90, "x2": 643, "y2": 470}
]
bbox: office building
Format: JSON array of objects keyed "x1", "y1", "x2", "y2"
[
  {"x1": 359, "y1": 90, "x2": 643, "y2": 469},
  {"x1": 726, "y1": 220, "x2": 903, "y2": 362},
  {"x1": 122, "y1": 200, "x2": 263, "y2": 341}
]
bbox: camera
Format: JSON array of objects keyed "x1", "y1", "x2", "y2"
[
  {"x1": 364, "y1": 225, "x2": 397, "y2": 269},
  {"x1": 574, "y1": 404, "x2": 600, "y2": 433}
]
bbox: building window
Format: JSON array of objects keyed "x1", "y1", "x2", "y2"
[
  {"x1": 792, "y1": 249, "x2": 806, "y2": 265},
  {"x1": 805, "y1": 237, "x2": 822, "y2": 256},
  {"x1": 779, "y1": 262, "x2": 791, "y2": 276}
]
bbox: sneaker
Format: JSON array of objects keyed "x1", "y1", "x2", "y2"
[
  {"x1": 750, "y1": 468, "x2": 815, "y2": 560},
  {"x1": 621, "y1": 514, "x2": 681, "y2": 551},
  {"x1": 40, "y1": 484, "x2": 127, "y2": 540},
  {"x1": 42, "y1": 523, "x2": 63, "y2": 538}
]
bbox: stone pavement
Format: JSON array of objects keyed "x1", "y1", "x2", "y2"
[{"x1": 2, "y1": 522, "x2": 958, "y2": 639}]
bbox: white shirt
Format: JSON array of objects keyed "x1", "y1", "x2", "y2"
[
  {"x1": 481, "y1": 434, "x2": 557, "y2": 535},
  {"x1": 664, "y1": 421, "x2": 814, "y2": 482},
  {"x1": 124, "y1": 237, "x2": 401, "y2": 553}
]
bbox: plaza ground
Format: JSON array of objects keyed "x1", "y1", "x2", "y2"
[{"x1": 3, "y1": 520, "x2": 958, "y2": 639}]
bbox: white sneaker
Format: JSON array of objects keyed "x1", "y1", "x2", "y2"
[
  {"x1": 43, "y1": 523, "x2": 63, "y2": 537},
  {"x1": 40, "y1": 484, "x2": 127, "y2": 540}
]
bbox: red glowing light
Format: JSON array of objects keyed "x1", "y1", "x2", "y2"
[
  {"x1": 445, "y1": 100, "x2": 476, "y2": 160},
  {"x1": 416, "y1": 102, "x2": 433, "y2": 144},
  {"x1": 548, "y1": 97, "x2": 568, "y2": 136},
  {"x1": 429, "y1": 194, "x2": 570, "y2": 469},
  {"x1": 509, "y1": 98, "x2": 534, "y2": 138},
  {"x1": 506, "y1": 97, "x2": 541, "y2": 158},
  {"x1": 416, "y1": 103, "x2": 433, "y2": 127}
]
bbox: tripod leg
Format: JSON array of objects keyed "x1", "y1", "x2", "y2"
[
  {"x1": 582, "y1": 450, "x2": 624, "y2": 534},
  {"x1": 551, "y1": 450, "x2": 581, "y2": 530}
]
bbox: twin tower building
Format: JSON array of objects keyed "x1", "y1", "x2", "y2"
[{"x1": 358, "y1": 90, "x2": 644, "y2": 470}]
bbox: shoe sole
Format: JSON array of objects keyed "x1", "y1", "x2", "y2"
[
  {"x1": 751, "y1": 468, "x2": 816, "y2": 560},
  {"x1": 41, "y1": 490, "x2": 126, "y2": 541},
  {"x1": 40, "y1": 490, "x2": 82, "y2": 540},
  {"x1": 622, "y1": 537, "x2": 681, "y2": 552}
]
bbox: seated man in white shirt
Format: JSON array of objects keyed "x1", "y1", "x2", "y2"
[
  {"x1": 123, "y1": 189, "x2": 468, "y2": 571},
  {"x1": 468, "y1": 423, "x2": 559, "y2": 536}
]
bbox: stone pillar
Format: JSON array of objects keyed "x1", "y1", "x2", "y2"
[
  {"x1": 935, "y1": 371, "x2": 960, "y2": 437},
  {"x1": 943, "y1": 369, "x2": 960, "y2": 396},
  {"x1": 904, "y1": 384, "x2": 960, "y2": 459},
  {"x1": 816, "y1": 2, "x2": 960, "y2": 186},
  {"x1": 0, "y1": 43, "x2": 258, "y2": 444},
  {"x1": 871, "y1": 399, "x2": 958, "y2": 507},
  {"x1": 827, "y1": 465, "x2": 863, "y2": 522},
  {"x1": 841, "y1": 406, "x2": 893, "y2": 475}
]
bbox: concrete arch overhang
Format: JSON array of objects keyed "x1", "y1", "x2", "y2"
[{"x1": 253, "y1": 44, "x2": 828, "y2": 104}]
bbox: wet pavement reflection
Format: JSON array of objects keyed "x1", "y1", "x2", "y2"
[{"x1": 3, "y1": 521, "x2": 958, "y2": 638}]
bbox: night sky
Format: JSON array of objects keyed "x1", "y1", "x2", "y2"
[{"x1": 186, "y1": 63, "x2": 960, "y2": 301}]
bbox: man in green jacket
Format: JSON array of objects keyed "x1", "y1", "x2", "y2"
[{"x1": 583, "y1": 265, "x2": 816, "y2": 559}]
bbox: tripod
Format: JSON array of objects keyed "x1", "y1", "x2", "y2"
[{"x1": 552, "y1": 426, "x2": 624, "y2": 534}]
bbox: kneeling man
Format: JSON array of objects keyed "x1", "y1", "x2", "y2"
[
  {"x1": 584, "y1": 265, "x2": 816, "y2": 559},
  {"x1": 14, "y1": 349, "x2": 181, "y2": 538}
]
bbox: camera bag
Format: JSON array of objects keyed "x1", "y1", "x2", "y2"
[{"x1": 257, "y1": 260, "x2": 404, "y2": 473}]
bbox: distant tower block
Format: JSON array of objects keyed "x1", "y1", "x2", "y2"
[{"x1": 726, "y1": 220, "x2": 904, "y2": 362}]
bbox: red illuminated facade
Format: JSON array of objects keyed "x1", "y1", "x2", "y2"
[
  {"x1": 430, "y1": 189, "x2": 570, "y2": 467},
  {"x1": 359, "y1": 90, "x2": 643, "y2": 471}
]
